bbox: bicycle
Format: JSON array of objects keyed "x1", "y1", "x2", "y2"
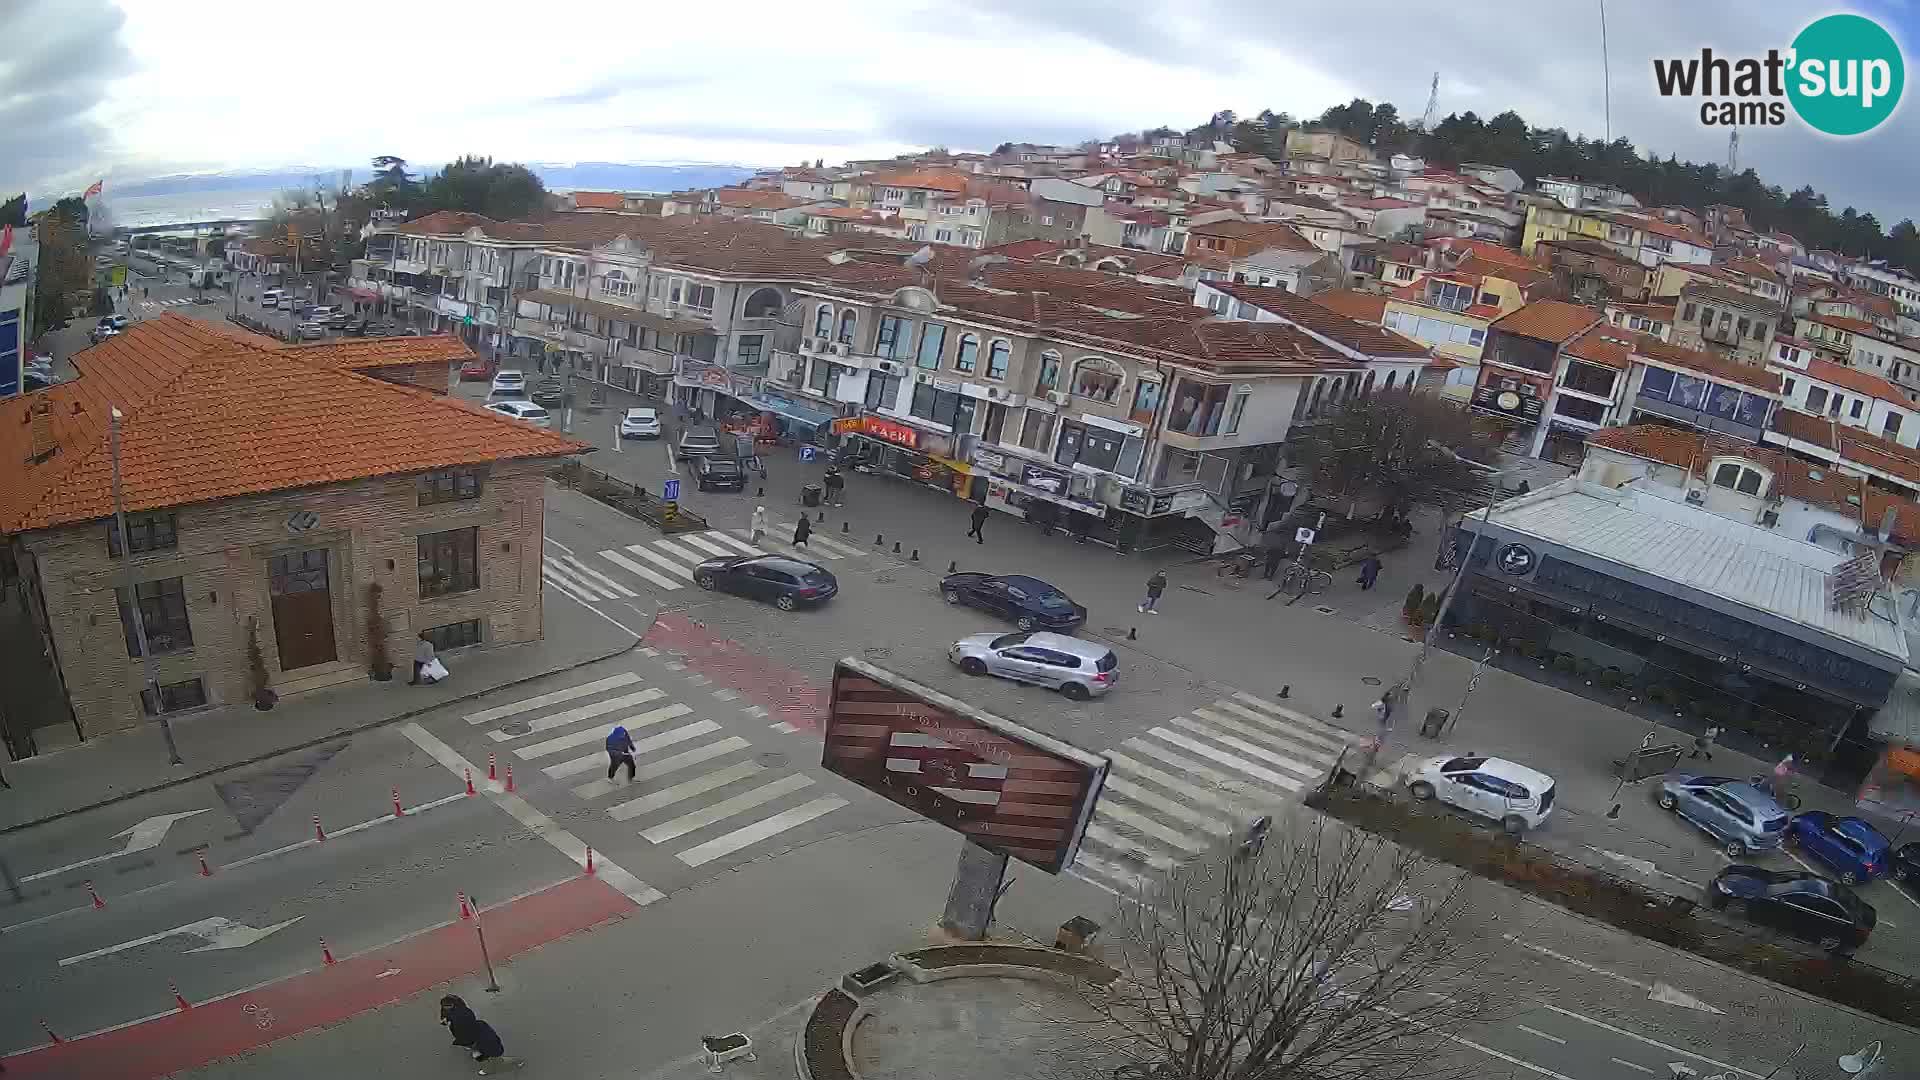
[{"x1": 1268, "y1": 563, "x2": 1332, "y2": 602}]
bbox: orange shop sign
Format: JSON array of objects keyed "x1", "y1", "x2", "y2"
[{"x1": 860, "y1": 416, "x2": 919, "y2": 449}]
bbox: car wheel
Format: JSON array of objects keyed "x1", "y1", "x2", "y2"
[
  {"x1": 1409, "y1": 781, "x2": 1435, "y2": 801},
  {"x1": 1657, "y1": 792, "x2": 1678, "y2": 810},
  {"x1": 959, "y1": 657, "x2": 986, "y2": 676},
  {"x1": 943, "y1": 589, "x2": 963, "y2": 605},
  {"x1": 775, "y1": 594, "x2": 797, "y2": 611},
  {"x1": 1502, "y1": 815, "x2": 1528, "y2": 835},
  {"x1": 1817, "y1": 935, "x2": 1843, "y2": 952},
  {"x1": 1061, "y1": 682, "x2": 1091, "y2": 701},
  {"x1": 1725, "y1": 839, "x2": 1746, "y2": 858},
  {"x1": 695, "y1": 572, "x2": 717, "y2": 589},
  {"x1": 1896, "y1": 863, "x2": 1913, "y2": 882},
  {"x1": 1016, "y1": 615, "x2": 1036, "y2": 631},
  {"x1": 1840, "y1": 870, "x2": 1862, "y2": 886}
]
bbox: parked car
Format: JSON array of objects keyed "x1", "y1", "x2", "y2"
[
  {"x1": 1408, "y1": 754, "x2": 1556, "y2": 833},
  {"x1": 1787, "y1": 811, "x2": 1891, "y2": 885},
  {"x1": 307, "y1": 306, "x2": 337, "y2": 323},
  {"x1": 676, "y1": 425, "x2": 723, "y2": 459},
  {"x1": 1893, "y1": 842, "x2": 1919, "y2": 883},
  {"x1": 88, "y1": 325, "x2": 119, "y2": 344},
  {"x1": 530, "y1": 377, "x2": 565, "y2": 407},
  {"x1": 693, "y1": 554, "x2": 837, "y2": 611},
  {"x1": 276, "y1": 296, "x2": 295, "y2": 310},
  {"x1": 260, "y1": 289, "x2": 283, "y2": 307},
  {"x1": 950, "y1": 630, "x2": 1117, "y2": 700},
  {"x1": 342, "y1": 320, "x2": 367, "y2": 336},
  {"x1": 619, "y1": 407, "x2": 661, "y2": 439},
  {"x1": 939, "y1": 572, "x2": 1086, "y2": 632},
  {"x1": 490, "y1": 370, "x2": 526, "y2": 396},
  {"x1": 101, "y1": 315, "x2": 130, "y2": 332},
  {"x1": 484, "y1": 400, "x2": 551, "y2": 428},
  {"x1": 1657, "y1": 774, "x2": 1790, "y2": 857},
  {"x1": 459, "y1": 356, "x2": 496, "y2": 381},
  {"x1": 1707, "y1": 865, "x2": 1875, "y2": 953},
  {"x1": 327, "y1": 310, "x2": 352, "y2": 328},
  {"x1": 693, "y1": 455, "x2": 746, "y2": 492},
  {"x1": 297, "y1": 321, "x2": 326, "y2": 340}
]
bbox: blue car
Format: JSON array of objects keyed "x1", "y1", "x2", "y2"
[{"x1": 1787, "y1": 811, "x2": 1891, "y2": 885}]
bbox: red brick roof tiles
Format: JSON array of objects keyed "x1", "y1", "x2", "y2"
[
  {"x1": 1312, "y1": 289, "x2": 1388, "y2": 324},
  {"x1": 1205, "y1": 283, "x2": 1426, "y2": 358},
  {"x1": 1803, "y1": 356, "x2": 1908, "y2": 403},
  {"x1": 1490, "y1": 300, "x2": 1603, "y2": 344},
  {"x1": 570, "y1": 191, "x2": 625, "y2": 210}
]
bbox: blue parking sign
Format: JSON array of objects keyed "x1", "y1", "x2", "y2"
[
  {"x1": 799, "y1": 446, "x2": 816, "y2": 462},
  {"x1": 663, "y1": 478, "x2": 680, "y2": 501}
]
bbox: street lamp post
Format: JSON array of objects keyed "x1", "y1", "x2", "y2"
[{"x1": 110, "y1": 407, "x2": 184, "y2": 766}]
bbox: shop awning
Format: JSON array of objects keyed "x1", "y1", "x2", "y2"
[
  {"x1": 995, "y1": 476, "x2": 1108, "y2": 519},
  {"x1": 738, "y1": 394, "x2": 835, "y2": 429}
]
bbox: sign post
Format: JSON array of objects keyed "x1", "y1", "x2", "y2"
[{"x1": 662, "y1": 477, "x2": 680, "y2": 525}]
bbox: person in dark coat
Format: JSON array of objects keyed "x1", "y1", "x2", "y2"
[
  {"x1": 967, "y1": 504, "x2": 989, "y2": 544},
  {"x1": 823, "y1": 467, "x2": 845, "y2": 507},
  {"x1": 440, "y1": 995, "x2": 507, "y2": 1071},
  {"x1": 1356, "y1": 555, "x2": 1382, "y2": 590},
  {"x1": 605, "y1": 724, "x2": 636, "y2": 782},
  {"x1": 792, "y1": 514, "x2": 812, "y2": 547},
  {"x1": 1262, "y1": 545, "x2": 1286, "y2": 580}
]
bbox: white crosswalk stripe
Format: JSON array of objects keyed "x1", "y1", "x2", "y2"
[
  {"x1": 460, "y1": 668, "x2": 850, "y2": 867},
  {"x1": 676, "y1": 533, "x2": 741, "y2": 559},
  {"x1": 557, "y1": 524, "x2": 879, "y2": 598},
  {"x1": 542, "y1": 568, "x2": 599, "y2": 604},
  {"x1": 621, "y1": 544, "x2": 695, "y2": 580},
  {"x1": 555, "y1": 555, "x2": 637, "y2": 598},
  {"x1": 543, "y1": 558, "x2": 623, "y2": 601},
  {"x1": 1069, "y1": 695, "x2": 1358, "y2": 899},
  {"x1": 598, "y1": 549, "x2": 683, "y2": 591}
]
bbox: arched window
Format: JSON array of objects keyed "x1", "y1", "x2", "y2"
[
  {"x1": 603, "y1": 269, "x2": 634, "y2": 298},
  {"x1": 986, "y1": 340, "x2": 1011, "y2": 380},
  {"x1": 743, "y1": 287, "x2": 783, "y2": 318},
  {"x1": 1071, "y1": 356, "x2": 1125, "y2": 403},
  {"x1": 1306, "y1": 380, "x2": 1325, "y2": 416},
  {"x1": 1363, "y1": 371, "x2": 1377, "y2": 396},
  {"x1": 1384, "y1": 371, "x2": 1398, "y2": 391},
  {"x1": 813, "y1": 304, "x2": 833, "y2": 337},
  {"x1": 837, "y1": 310, "x2": 857, "y2": 343},
  {"x1": 954, "y1": 334, "x2": 980, "y2": 374},
  {"x1": 1036, "y1": 350, "x2": 1062, "y2": 392}
]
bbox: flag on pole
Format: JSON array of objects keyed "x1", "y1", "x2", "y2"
[{"x1": 82, "y1": 180, "x2": 103, "y2": 199}]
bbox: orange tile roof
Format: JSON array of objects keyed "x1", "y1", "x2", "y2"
[
  {"x1": 0, "y1": 315, "x2": 588, "y2": 534},
  {"x1": 1186, "y1": 219, "x2": 1318, "y2": 252},
  {"x1": 1588, "y1": 424, "x2": 1867, "y2": 518},
  {"x1": 570, "y1": 191, "x2": 625, "y2": 210},
  {"x1": 1312, "y1": 289, "x2": 1388, "y2": 324},
  {"x1": 713, "y1": 188, "x2": 814, "y2": 211},
  {"x1": 1808, "y1": 313, "x2": 1880, "y2": 336},
  {"x1": 1206, "y1": 283, "x2": 1427, "y2": 357},
  {"x1": 1802, "y1": 356, "x2": 1908, "y2": 403},
  {"x1": 279, "y1": 335, "x2": 474, "y2": 370},
  {"x1": 395, "y1": 211, "x2": 496, "y2": 236},
  {"x1": 1490, "y1": 299, "x2": 1603, "y2": 343},
  {"x1": 1563, "y1": 325, "x2": 1634, "y2": 370},
  {"x1": 1634, "y1": 337, "x2": 1781, "y2": 394},
  {"x1": 1586, "y1": 425, "x2": 1716, "y2": 470},
  {"x1": 1863, "y1": 489, "x2": 1920, "y2": 544},
  {"x1": 869, "y1": 169, "x2": 970, "y2": 194}
]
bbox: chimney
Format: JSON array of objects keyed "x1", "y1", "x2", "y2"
[{"x1": 26, "y1": 397, "x2": 54, "y2": 462}]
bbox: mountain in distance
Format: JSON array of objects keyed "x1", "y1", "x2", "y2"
[{"x1": 109, "y1": 161, "x2": 760, "y2": 200}]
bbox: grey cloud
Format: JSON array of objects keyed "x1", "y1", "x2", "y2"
[
  {"x1": 0, "y1": 0, "x2": 134, "y2": 198},
  {"x1": 535, "y1": 73, "x2": 703, "y2": 107}
]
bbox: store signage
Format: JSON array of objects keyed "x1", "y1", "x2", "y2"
[
  {"x1": 862, "y1": 416, "x2": 919, "y2": 449},
  {"x1": 702, "y1": 367, "x2": 732, "y2": 388},
  {"x1": 831, "y1": 417, "x2": 863, "y2": 435},
  {"x1": 1496, "y1": 543, "x2": 1537, "y2": 576},
  {"x1": 932, "y1": 377, "x2": 960, "y2": 392},
  {"x1": 1022, "y1": 463, "x2": 1072, "y2": 496},
  {"x1": 1119, "y1": 487, "x2": 1152, "y2": 514},
  {"x1": 974, "y1": 449, "x2": 1006, "y2": 473}
]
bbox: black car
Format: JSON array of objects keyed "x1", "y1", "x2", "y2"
[
  {"x1": 694, "y1": 456, "x2": 746, "y2": 492},
  {"x1": 1707, "y1": 864, "x2": 1875, "y2": 953},
  {"x1": 939, "y1": 572, "x2": 1086, "y2": 632},
  {"x1": 342, "y1": 320, "x2": 367, "y2": 336},
  {"x1": 693, "y1": 555, "x2": 837, "y2": 610},
  {"x1": 1895, "y1": 842, "x2": 1919, "y2": 883},
  {"x1": 530, "y1": 378, "x2": 565, "y2": 407}
]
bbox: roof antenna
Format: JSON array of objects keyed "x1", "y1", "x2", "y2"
[{"x1": 905, "y1": 244, "x2": 934, "y2": 285}]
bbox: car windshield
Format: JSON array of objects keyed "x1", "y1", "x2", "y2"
[
  {"x1": 990, "y1": 632, "x2": 1032, "y2": 648},
  {"x1": 1441, "y1": 756, "x2": 1487, "y2": 772},
  {"x1": 1095, "y1": 651, "x2": 1117, "y2": 672},
  {"x1": 520, "y1": 406, "x2": 548, "y2": 418}
]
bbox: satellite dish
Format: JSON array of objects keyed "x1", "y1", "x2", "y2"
[
  {"x1": 965, "y1": 254, "x2": 1009, "y2": 279},
  {"x1": 1840, "y1": 1041, "x2": 1883, "y2": 1075},
  {"x1": 905, "y1": 245, "x2": 934, "y2": 270}
]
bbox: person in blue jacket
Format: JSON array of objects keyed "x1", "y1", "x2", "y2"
[{"x1": 606, "y1": 724, "x2": 636, "y2": 782}]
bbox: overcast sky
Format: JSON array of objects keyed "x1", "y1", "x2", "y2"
[{"x1": 2, "y1": 0, "x2": 1913, "y2": 225}]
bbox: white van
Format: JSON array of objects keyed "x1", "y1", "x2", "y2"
[{"x1": 260, "y1": 288, "x2": 284, "y2": 306}]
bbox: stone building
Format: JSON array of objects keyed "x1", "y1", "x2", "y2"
[{"x1": 0, "y1": 315, "x2": 586, "y2": 747}]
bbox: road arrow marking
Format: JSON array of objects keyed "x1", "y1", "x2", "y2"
[
  {"x1": 1504, "y1": 936, "x2": 1720, "y2": 1014},
  {"x1": 23, "y1": 809, "x2": 212, "y2": 882},
  {"x1": 58, "y1": 915, "x2": 302, "y2": 966},
  {"x1": 1648, "y1": 983, "x2": 1722, "y2": 1014}
]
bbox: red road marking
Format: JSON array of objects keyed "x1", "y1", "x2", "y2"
[
  {"x1": 4, "y1": 875, "x2": 634, "y2": 1079},
  {"x1": 645, "y1": 614, "x2": 827, "y2": 731}
]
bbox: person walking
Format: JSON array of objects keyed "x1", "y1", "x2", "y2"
[
  {"x1": 440, "y1": 995, "x2": 510, "y2": 1074},
  {"x1": 792, "y1": 514, "x2": 812, "y2": 548},
  {"x1": 409, "y1": 632, "x2": 436, "y2": 685},
  {"x1": 1689, "y1": 724, "x2": 1721, "y2": 761},
  {"x1": 823, "y1": 467, "x2": 845, "y2": 507},
  {"x1": 967, "y1": 503, "x2": 989, "y2": 544},
  {"x1": 750, "y1": 505, "x2": 769, "y2": 545},
  {"x1": 605, "y1": 724, "x2": 636, "y2": 783},
  {"x1": 1138, "y1": 569, "x2": 1168, "y2": 614},
  {"x1": 1262, "y1": 545, "x2": 1286, "y2": 580},
  {"x1": 1356, "y1": 555, "x2": 1382, "y2": 591},
  {"x1": 1770, "y1": 753, "x2": 1796, "y2": 802}
]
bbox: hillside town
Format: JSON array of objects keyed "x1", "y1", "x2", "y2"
[{"x1": 4, "y1": 83, "x2": 1919, "y2": 1080}]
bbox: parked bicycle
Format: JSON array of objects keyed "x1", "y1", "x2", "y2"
[{"x1": 1268, "y1": 562, "x2": 1332, "y2": 601}]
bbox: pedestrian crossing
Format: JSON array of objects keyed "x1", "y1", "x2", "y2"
[
  {"x1": 541, "y1": 522, "x2": 872, "y2": 605},
  {"x1": 1069, "y1": 691, "x2": 1357, "y2": 897},
  {"x1": 138, "y1": 298, "x2": 196, "y2": 308},
  {"x1": 459, "y1": 669, "x2": 848, "y2": 867}
]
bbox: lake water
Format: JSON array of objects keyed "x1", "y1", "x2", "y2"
[{"x1": 105, "y1": 189, "x2": 277, "y2": 230}]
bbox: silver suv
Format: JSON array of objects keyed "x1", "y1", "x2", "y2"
[
  {"x1": 1658, "y1": 774, "x2": 1790, "y2": 857},
  {"x1": 949, "y1": 630, "x2": 1117, "y2": 700}
]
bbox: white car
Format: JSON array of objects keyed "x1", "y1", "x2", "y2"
[
  {"x1": 619, "y1": 407, "x2": 661, "y2": 439},
  {"x1": 486, "y1": 400, "x2": 551, "y2": 428},
  {"x1": 491, "y1": 370, "x2": 527, "y2": 396},
  {"x1": 1408, "y1": 754, "x2": 1556, "y2": 834}
]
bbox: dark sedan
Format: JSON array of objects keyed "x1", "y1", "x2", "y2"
[
  {"x1": 694, "y1": 555, "x2": 837, "y2": 611},
  {"x1": 1894, "y1": 842, "x2": 1919, "y2": 883},
  {"x1": 530, "y1": 378, "x2": 565, "y2": 407},
  {"x1": 1707, "y1": 864, "x2": 1875, "y2": 953},
  {"x1": 694, "y1": 456, "x2": 746, "y2": 492},
  {"x1": 939, "y1": 572, "x2": 1086, "y2": 632}
]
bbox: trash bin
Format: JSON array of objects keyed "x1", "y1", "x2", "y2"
[
  {"x1": 801, "y1": 483, "x2": 823, "y2": 507},
  {"x1": 1420, "y1": 708, "x2": 1448, "y2": 738}
]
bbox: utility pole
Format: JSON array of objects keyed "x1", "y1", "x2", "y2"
[{"x1": 110, "y1": 408, "x2": 183, "y2": 767}]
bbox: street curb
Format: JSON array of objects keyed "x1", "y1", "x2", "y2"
[{"x1": 0, "y1": 627, "x2": 647, "y2": 837}]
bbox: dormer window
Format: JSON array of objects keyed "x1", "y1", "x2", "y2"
[{"x1": 1710, "y1": 458, "x2": 1768, "y2": 496}]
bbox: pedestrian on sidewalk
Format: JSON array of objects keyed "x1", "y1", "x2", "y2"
[
  {"x1": 1262, "y1": 545, "x2": 1286, "y2": 580},
  {"x1": 792, "y1": 514, "x2": 812, "y2": 548},
  {"x1": 440, "y1": 995, "x2": 510, "y2": 1073},
  {"x1": 967, "y1": 503, "x2": 989, "y2": 544},
  {"x1": 1356, "y1": 555, "x2": 1382, "y2": 591},
  {"x1": 1689, "y1": 724, "x2": 1720, "y2": 760},
  {"x1": 750, "y1": 506, "x2": 769, "y2": 544},
  {"x1": 1770, "y1": 753, "x2": 1796, "y2": 801},
  {"x1": 605, "y1": 724, "x2": 637, "y2": 782},
  {"x1": 823, "y1": 467, "x2": 845, "y2": 507},
  {"x1": 1138, "y1": 569, "x2": 1168, "y2": 614},
  {"x1": 409, "y1": 633, "x2": 436, "y2": 685}
]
